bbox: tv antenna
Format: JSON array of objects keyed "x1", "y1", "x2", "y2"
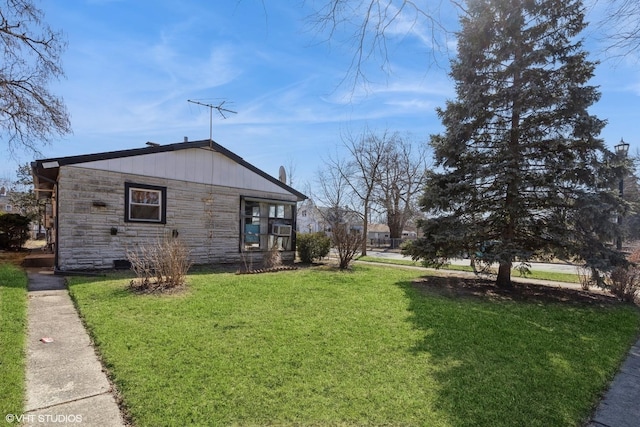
[{"x1": 187, "y1": 99, "x2": 237, "y2": 142}]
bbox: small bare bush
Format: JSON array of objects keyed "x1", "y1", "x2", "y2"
[
  {"x1": 331, "y1": 223, "x2": 364, "y2": 270},
  {"x1": 608, "y1": 266, "x2": 640, "y2": 303},
  {"x1": 628, "y1": 248, "x2": 640, "y2": 265},
  {"x1": 262, "y1": 241, "x2": 282, "y2": 269},
  {"x1": 577, "y1": 266, "x2": 594, "y2": 291},
  {"x1": 127, "y1": 237, "x2": 192, "y2": 292},
  {"x1": 239, "y1": 250, "x2": 256, "y2": 273}
]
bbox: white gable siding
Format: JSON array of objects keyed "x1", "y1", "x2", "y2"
[{"x1": 75, "y1": 148, "x2": 290, "y2": 195}]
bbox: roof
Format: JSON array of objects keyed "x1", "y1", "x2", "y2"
[
  {"x1": 31, "y1": 139, "x2": 307, "y2": 200},
  {"x1": 368, "y1": 223, "x2": 390, "y2": 233}
]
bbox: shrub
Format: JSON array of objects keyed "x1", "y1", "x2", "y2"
[
  {"x1": 577, "y1": 266, "x2": 594, "y2": 291},
  {"x1": 0, "y1": 213, "x2": 30, "y2": 250},
  {"x1": 606, "y1": 248, "x2": 640, "y2": 303},
  {"x1": 331, "y1": 225, "x2": 364, "y2": 270},
  {"x1": 297, "y1": 232, "x2": 331, "y2": 264},
  {"x1": 262, "y1": 241, "x2": 283, "y2": 269},
  {"x1": 608, "y1": 266, "x2": 640, "y2": 303},
  {"x1": 126, "y1": 237, "x2": 192, "y2": 292}
]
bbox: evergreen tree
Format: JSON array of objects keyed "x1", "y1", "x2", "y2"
[{"x1": 403, "y1": 0, "x2": 628, "y2": 288}]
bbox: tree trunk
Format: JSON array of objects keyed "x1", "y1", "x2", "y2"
[
  {"x1": 387, "y1": 212, "x2": 403, "y2": 239},
  {"x1": 362, "y1": 202, "x2": 368, "y2": 256},
  {"x1": 496, "y1": 262, "x2": 512, "y2": 289}
]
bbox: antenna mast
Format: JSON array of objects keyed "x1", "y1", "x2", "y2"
[{"x1": 187, "y1": 99, "x2": 237, "y2": 142}]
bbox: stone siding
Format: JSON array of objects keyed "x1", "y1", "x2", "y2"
[{"x1": 56, "y1": 166, "x2": 297, "y2": 270}]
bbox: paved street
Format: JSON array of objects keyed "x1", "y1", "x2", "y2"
[{"x1": 366, "y1": 250, "x2": 581, "y2": 275}]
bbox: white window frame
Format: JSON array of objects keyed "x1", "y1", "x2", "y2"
[{"x1": 125, "y1": 183, "x2": 166, "y2": 224}]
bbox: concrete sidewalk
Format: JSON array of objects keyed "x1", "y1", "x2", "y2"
[
  {"x1": 587, "y1": 338, "x2": 640, "y2": 427},
  {"x1": 24, "y1": 268, "x2": 125, "y2": 427}
]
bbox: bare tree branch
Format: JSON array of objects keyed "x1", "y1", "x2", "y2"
[
  {"x1": 0, "y1": 0, "x2": 71, "y2": 155},
  {"x1": 596, "y1": 0, "x2": 640, "y2": 59},
  {"x1": 305, "y1": 0, "x2": 460, "y2": 95}
]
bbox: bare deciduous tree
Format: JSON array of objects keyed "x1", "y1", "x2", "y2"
[
  {"x1": 374, "y1": 133, "x2": 428, "y2": 245},
  {"x1": 317, "y1": 128, "x2": 428, "y2": 254},
  {"x1": 331, "y1": 222, "x2": 365, "y2": 269},
  {"x1": 323, "y1": 128, "x2": 389, "y2": 255},
  {"x1": 0, "y1": 0, "x2": 71, "y2": 154},
  {"x1": 306, "y1": 0, "x2": 462, "y2": 92},
  {"x1": 314, "y1": 161, "x2": 364, "y2": 269},
  {"x1": 308, "y1": 0, "x2": 640, "y2": 88},
  {"x1": 597, "y1": 0, "x2": 640, "y2": 58}
]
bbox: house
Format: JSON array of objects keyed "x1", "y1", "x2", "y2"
[
  {"x1": 31, "y1": 139, "x2": 307, "y2": 271},
  {"x1": 367, "y1": 223, "x2": 418, "y2": 248},
  {"x1": 296, "y1": 199, "x2": 327, "y2": 233},
  {"x1": 367, "y1": 223, "x2": 390, "y2": 241},
  {"x1": 296, "y1": 199, "x2": 365, "y2": 235},
  {"x1": 0, "y1": 187, "x2": 13, "y2": 214}
]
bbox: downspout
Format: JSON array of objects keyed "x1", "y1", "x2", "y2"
[
  {"x1": 292, "y1": 204, "x2": 297, "y2": 256},
  {"x1": 32, "y1": 172, "x2": 59, "y2": 271}
]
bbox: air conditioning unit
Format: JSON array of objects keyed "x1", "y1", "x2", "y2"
[{"x1": 272, "y1": 224, "x2": 292, "y2": 236}]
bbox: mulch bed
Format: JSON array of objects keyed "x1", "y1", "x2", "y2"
[
  {"x1": 235, "y1": 266, "x2": 298, "y2": 275},
  {"x1": 412, "y1": 275, "x2": 623, "y2": 306}
]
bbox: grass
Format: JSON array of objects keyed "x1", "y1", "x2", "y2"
[
  {"x1": 0, "y1": 263, "x2": 28, "y2": 416},
  {"x1": 68, "y1": 265, "x2": 639, "y2": 426},
  {"x1": 357, "y1": 255, "x2": 581, "y2": 283}
]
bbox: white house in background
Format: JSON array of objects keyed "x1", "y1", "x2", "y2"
[
  {"x1": 296, "y1": 199, "x2": 366, "y2": 234},
  {"x1": 32, "y1": 139, "x2": 307, "y2": 271},
  {"x1": 0, "y1": 187, "x2": 14, "y2": 214},
  {"x1": 297, "y1": 199, "x2": 327, "y2": 233}
]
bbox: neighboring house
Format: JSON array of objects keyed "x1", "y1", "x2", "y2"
[
  {"x1": 0, "y1": 187, "x2": 17, "y2": 214},
  {"x1": 0, "y1": 187, "x2": 21, "y2": 213},
  {"x1": 297, "y1": 198, "x2": 420, "y2": 248},
  {"x1": 32, "y1": 139, "x2": 307, "y2": 271},
  {"x1": 297, "y1": 199, "x2": 365, "y2": 235},
  {"x1": 368, "y1": 223, "x2": 418, "y2": 248},
  {"x1": 368, "y1": 223, "x2": 390, "y2": 241},
  {"x1": 297, "y1": 199, "x2": 327, "y2": 233},
  {"x1": 367, "y1": 223, "x2": 418, "y2": 240}
]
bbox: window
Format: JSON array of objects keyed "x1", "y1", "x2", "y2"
[
  {"x1": 125, "y1": 183, "x2": 166, "y2": 223},
  {"x1": 241, "y1": 197, "x2": 295, "y2": 251}
]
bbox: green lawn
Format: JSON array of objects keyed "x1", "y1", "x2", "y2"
[
  {"x1": 357, "y1": 255, "x2": 581, "y2": 283},
  {"x1": 68, "y1": 265, "x2": 639, "y2": 426},
  {"x1": 0, "y1": 263, "x2": 28, "y2": 416}
]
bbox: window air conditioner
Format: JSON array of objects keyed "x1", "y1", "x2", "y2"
[{"x1": 272, "y1": 224, "x2": 292, "y2": 236}]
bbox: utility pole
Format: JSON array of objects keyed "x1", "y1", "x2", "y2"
[{"x1": 187, "y1": 99, "x2": 237, "y2": 143}]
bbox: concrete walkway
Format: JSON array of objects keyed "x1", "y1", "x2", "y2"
[
  {"x1": 587, "y1": 339, "x2": 640, "y2": 427},
  {"x1": 24, "y1": 268, "x2": 125, "y2": 426}
]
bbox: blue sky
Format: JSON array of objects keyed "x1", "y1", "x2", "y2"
[{"x1": 1, "y1": 0, "x2": 639, "y2": 191}]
